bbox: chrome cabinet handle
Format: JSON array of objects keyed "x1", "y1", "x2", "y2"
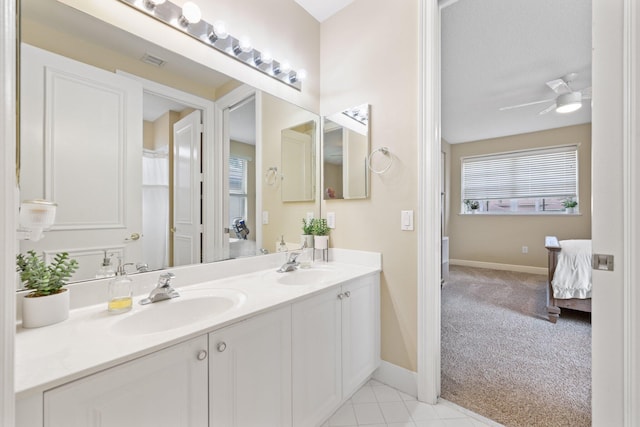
[
  {"x1": 217, "y1": 342, "x2": 227, "y2": 352},
  {"x1": 338, "y1": 293, "x2": 345, "y2": 300},
  {"x1": 344, "y1": 291, "x2": 351, "y2": 298},
  {"x1": 197, "y1": 350, "x2": 208, "y2": 361}
]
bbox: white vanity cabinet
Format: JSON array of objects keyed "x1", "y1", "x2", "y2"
[
  {"x1": 292, "y1": 274, "x2": 380, "y2": 427},
  {"x1": 42, "y1": 335, "x2": 209, "y2": 427},
  {"x1": 208, "y1": 306, "x2": 292, "y2": 427}
]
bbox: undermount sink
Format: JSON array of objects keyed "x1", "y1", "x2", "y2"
[
  {"x1": 275, "y1": 266, "x2": 342, "y2": 286},
  {"x1": 111, "y1": 288, "x2": 246, "y2": 335}
]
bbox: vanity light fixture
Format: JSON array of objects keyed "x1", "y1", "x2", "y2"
[
  {"x1": 118, "y1": 0, "x2": 304, "y2": 90},
  {"x1": 343, "y1": 104, "x2": 369, "y2": 126}
]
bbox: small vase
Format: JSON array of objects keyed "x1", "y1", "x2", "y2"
[
  {"x1": 22, "y1": 288, "x2": 70, "y2": 329},
  {"x1": 314, "y1": 235, "x2": 329, "y2": 250}
]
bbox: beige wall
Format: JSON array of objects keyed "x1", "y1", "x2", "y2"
[
  {"x1": 262, "y1": 93, "x2": 319, "y2": 250},
  {"x1": 448, "y1": 124, "x2": 592, "y2": 269},
  {"x1": 321, "y1": 0, "x2": 419, "y2": 371},
  {"x1": 324, "y1": 162, "x2": 343, "y2": 199}
]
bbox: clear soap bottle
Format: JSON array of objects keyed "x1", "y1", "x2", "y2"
[
  {"x1": 96, "y1": 250, "x2": 115, "y2": 279},
  {"x1": 108, "y1": 260, "x2": 133, "y2": 314}
]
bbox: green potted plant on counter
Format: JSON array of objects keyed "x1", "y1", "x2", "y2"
[
  {"x1": 562, "y1": 197, "x2": 578, "y2": 214},
  {"x1": 301, "y1": 218, "x2": 315, "y2": 249},
  {"x1": 311, "y1": 218, "x2": 330, "y2": 251},
  {"x1": 464, "y1": 199, "x2": 480, "y2": 213},
  {"x1": 16, "y1": 250, "x2": 79, "y2": 328}
]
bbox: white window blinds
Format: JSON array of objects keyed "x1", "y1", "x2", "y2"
[
  {"x1": 461, "y1": 145, "x2": 578, "y2": 201},
  {"x1": 229, "y1": 157, "x2": 247, "y2": 195}
]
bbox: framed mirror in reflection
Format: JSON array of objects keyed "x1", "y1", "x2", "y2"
[
  {"x1": 18, "y1": 0, "x2": 320, "y2": 285},
  {"x1": 323, "y1": 104, "x2": 370, "y2": 200}
]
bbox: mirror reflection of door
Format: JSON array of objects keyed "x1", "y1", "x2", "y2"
[
  {"x1": 281, "y1": 122, "x2": 315, "y2": 202},
  {"x1": 172, "y1": 110, "x2": 202, "y2": 266},
  {"x1": 227, "y1": 96, "x2": 258, "y2": 259},
  {"x1": 140, "y1": 93, "x2": 203, "y2": 270},
  {"x1": 20, "y1": 44, "x2": 143, "y2": 281}
]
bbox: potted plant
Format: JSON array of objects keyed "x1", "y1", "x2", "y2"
[
  {"x1": 464, "y1": 199, "x2": 480, "y2": 213},
  {"x1": 562, "y1": 198, "x2": 578, "y2": 214},
  {"x1": 301, "y1": 218, "x2": 315, "y2": 249},
  {"x1": 311, "y1": 218, "x2": 330, "y2": 250},
  {"x1": 16, "y1": 250, "x2": 79, "y2": 328}
]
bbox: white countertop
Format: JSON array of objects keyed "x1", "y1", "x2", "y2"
[{"x1": 15, "y1": 250, "x2": 381, "y2": 398}]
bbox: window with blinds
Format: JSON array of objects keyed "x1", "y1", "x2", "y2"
[
  {"x1": 461, "y1": 145, "x2": 578, "y2": 214},
  {"x1": 229, "y1": 157, "x2": 248, "y2": 223}
]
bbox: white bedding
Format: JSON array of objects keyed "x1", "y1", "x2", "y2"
[{"x1": 552, "y1": 239, "x2": 592, "y2": 299}]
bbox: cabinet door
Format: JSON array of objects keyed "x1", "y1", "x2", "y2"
[
  {"x1": 292, "y1": 288, "x2": 342, "y2": 427},
  {"x1": 44, "y1": 336, "x2": 208, "y2": 427},
  {"x1": 342, "y1": 275, "x2": 381, "y2": 397},
  {"x1": 209, "y1": 306, "x2": 292, "y2": 427}
]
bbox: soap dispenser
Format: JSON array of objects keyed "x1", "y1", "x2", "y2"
[
  {"x1": 96, "y1": 250, "x2": 115, "y2": 279},
  {"x1": 108, "y1": 259, "x2": 133, "y2": 314}
]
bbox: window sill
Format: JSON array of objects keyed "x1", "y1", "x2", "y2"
[{"x1": 459, "y1": 212, "x2": 582, "y2": 217}]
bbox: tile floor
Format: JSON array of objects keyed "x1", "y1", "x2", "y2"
[{"x1": 321, "y1": 380, "x2": 500, "y2": 427}]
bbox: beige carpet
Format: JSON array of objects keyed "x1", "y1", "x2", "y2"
[{"x1": 441, "y1": 266, "x2": 591, "y2": 427}]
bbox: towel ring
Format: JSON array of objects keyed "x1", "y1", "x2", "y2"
[
  {"x1": 264, "y1": 167, "x2": 279, "y2": 186},
  {"x1": 367, "y1": 147, "x2": 393, "y2": 175}
]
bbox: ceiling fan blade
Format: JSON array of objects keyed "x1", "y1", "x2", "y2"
[
  {"x1": 539, "y1": 103, "x2": 558, "y2": 115},
  {"x1": 499, "y1": 98, "x2": 555, "y2": 111},
  {"x1": 546, "y1": 78, "x2": 571, "y2": 95}
]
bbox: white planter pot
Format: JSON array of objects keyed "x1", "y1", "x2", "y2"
[
  {"x1": 301, "y1": 234, "x2": 314, "y2": 249},
  {"x1": 565, "y1": 207, "x2": 576, "y2": 214},
  {"x1": 314, "y1": 235, "x2": 329, "y2": 250},
  {"x1": 22, "y1": 288, "x2": 70, "y2": 329}
]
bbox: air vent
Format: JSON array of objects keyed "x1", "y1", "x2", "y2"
[{"x1": 140, "y1": 53, "x2": 167, "y2": 67}]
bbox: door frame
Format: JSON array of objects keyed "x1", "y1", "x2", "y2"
[
  {"x1": 115, "y1": 71, "x2": 220, "y2": 263},
  {"x1": 215, "y1": 85, "x2": 263, "y2": 255},
  {"x1": 0, "y1": 0, "x2": 16, "y2": 423},
  {"x1": 417, "y1": 1, "x2": 640, "y2": 425}
]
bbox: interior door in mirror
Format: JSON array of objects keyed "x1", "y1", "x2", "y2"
[{"x1": 281, "y1": 121, "x2": 316, "y2": 202}]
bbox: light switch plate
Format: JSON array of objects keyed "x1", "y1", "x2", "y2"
[
  {"x1": 262, "y1": 211, "x2": 269, "y2": 225},
  {"x1": 401, "y1": 210, "x2": 414, "y2": 231},
  {"x1": 327, "y1": 212, "x2": 336, "y2": 229}
]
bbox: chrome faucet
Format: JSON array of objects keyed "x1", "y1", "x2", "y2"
[
  {"x1": 139, "y1": 272, "x2": 179, "y2": 305},
  {"x1": 277, "y1": 241, "x2": 307, "y2": 273}
]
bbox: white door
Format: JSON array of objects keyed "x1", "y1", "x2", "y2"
[
  {"x1": 281, "y1": 128, "x2": 313, "y2": 202},
  {"x1": 342, "y1": 276, "x2": 381, "y2": 397},
  {"x1": 209, "y1": 306, "x2": 292, "y2": 427},
  {"x1": 292, "y1": 288, "x2": 342, "y2": 427},
  {"x1": 44, "y1": 336, "x2": 209, "y2": 427},
  {"x1": 173, "y1": 110, "x2": 202, "y2": 266},
  {"x1": 20, "y1": 44, "x2": 143, "y2": 280}
]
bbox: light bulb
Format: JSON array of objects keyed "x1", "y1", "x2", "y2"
[
  {"x1": 297, "y1": 69, "x2": 307, "y2": 81},
  {"x1": 181, "y1": 2, "x2": 201, "y2": 25},
  {"x1": 239, "y1": 37, "x2": 253, "y2": 53},
  {"x1": 261, "y1": 50, "x2": 273, "y2": 64},
  {"x1": 213, "y1": 21, "x2": 229, "y2": 39},
  {"x1": 280, "y1": 61, "x2": 291, "y2": 74}
]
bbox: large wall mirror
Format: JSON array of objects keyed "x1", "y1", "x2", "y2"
[
  {"x1": 323, "y1": 104, "x2": 370, "y2": 200},
  {"x1": 18, "y1": 0, "x2": 320, "y2": 285}
]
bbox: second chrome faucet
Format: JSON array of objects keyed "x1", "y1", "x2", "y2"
[{"x1": 140, "y1": 272, "x2": 179, "y2": 305}]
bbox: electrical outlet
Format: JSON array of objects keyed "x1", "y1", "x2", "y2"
[
  {"x1": 326, "y1": 212, "x2": 336, "y2": 229},
  {"x1": 522, "y1": 246, "x2": 528, "y2": 254}
]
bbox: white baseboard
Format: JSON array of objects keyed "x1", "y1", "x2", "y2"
[
  {"x1": 373, "y1": 360, "x2": 418, "y2": 398},
  {"x1": 450, "y1": 259, "x2": 546, "y2": 276}
]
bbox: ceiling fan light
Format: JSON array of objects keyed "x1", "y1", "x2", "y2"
[{"x1": 556, "y1": 92, "x2": 582, "y2": 114}]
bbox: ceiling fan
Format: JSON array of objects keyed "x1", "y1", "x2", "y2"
[{"x1": 499, "y1": 73, "x2": 592, "y2": 115}]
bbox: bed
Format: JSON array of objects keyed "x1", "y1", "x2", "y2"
[{"x1": 544, "y1": 236, "x2": 592, "y2": 323}]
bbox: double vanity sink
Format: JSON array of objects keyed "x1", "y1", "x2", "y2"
[{"x1": 16, "y1": 250, "x2": 381, "y2": 401}]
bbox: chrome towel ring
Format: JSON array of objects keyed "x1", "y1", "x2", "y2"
[{"x1": 367, "y1": 147, "x2": 393, "y2": 175}]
